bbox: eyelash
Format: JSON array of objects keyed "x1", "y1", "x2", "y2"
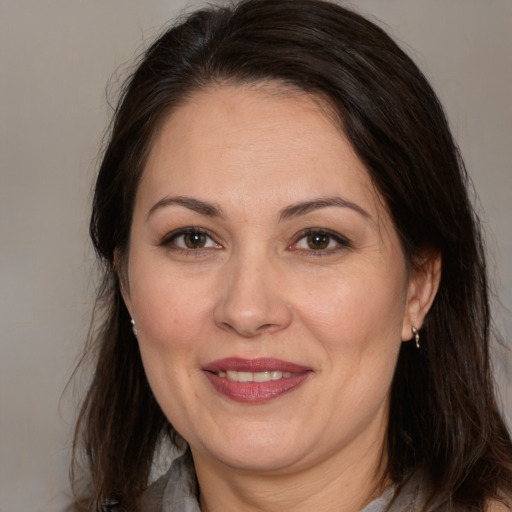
[
  {"x1": 159, "y1": 227, "x2": 351, "y2": 256},
  {"x1": 159, "y1": 227, "x2": 221, "y2": 255},
  {"x1": 290, "y1": 228, "x2": 351, "y2": 255}
]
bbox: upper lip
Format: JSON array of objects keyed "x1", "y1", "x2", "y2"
[{"x1": 203, "y1": 357, "x2": 311, "y2": 374}]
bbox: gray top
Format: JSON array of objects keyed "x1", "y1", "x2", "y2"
[{"x1": 140, "y1": 452, "x2": 440, "y2": 512}]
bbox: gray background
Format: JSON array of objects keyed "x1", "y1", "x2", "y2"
[{"x1": 1, "y1": 1, "x2": 510, "y2": 511}]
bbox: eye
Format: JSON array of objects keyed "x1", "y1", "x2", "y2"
[
  {"x1": 161, "y1": 228, "x2": 221, "y2": 251},
  {"x1": 179, "y1": 231, "x2": 210, "y2": 249},
  {"x1": 292, "y1": 229, "x2": 350, "y2": 253},
  {"x1": 303, "y1": 233, "x2": 333, "y2": 250}
]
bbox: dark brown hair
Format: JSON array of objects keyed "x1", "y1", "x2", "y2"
[{"x1": 71, "y1": 0, "x2": 512, "y2": 510}]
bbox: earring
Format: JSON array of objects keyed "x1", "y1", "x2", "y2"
[
  {"x1": 412, "y1": 326, "x2": 420, "y2": 349},
  {"x1": 131, "y1": 318, "x2": 138, "y2": 337}
]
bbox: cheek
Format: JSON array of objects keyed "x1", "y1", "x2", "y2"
[
  {"x1": 129, "y1": 271, "x2": 211, "y2": 417},
  {"x1": 297, "y1": 267, "x2": 407, "y2": 352},
  {"x1": 130, "y1": 266, "x2": 214, "y2": 353}
]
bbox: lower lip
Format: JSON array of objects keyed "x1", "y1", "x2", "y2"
[{"x1": 203, "y1": 372, "x2": 311, "y2": 403}]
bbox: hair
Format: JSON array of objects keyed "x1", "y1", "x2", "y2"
[{"x1": 70, "y1": 0, "x2": 512, "y2": 510}]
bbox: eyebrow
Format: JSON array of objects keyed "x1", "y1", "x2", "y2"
[
  {"x1": 279, "y1": 197, "x2": 370, "y2": 221},
  {"x1": 146, "y1": 195, "x2": 369, "y2": 222},
  {"x1": 146, "y1": 196, "x2": 224, "y2": 221}
]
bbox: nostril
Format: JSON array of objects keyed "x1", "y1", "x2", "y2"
[
  {"x1": 258, "y1": 323, "x2": 279, "y2": 333},
  {"x1": 215, "y1": 318, "x2": 283, "y2": 338}
]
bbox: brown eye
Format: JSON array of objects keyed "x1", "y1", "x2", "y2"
[
  {"x1": 163, "y1": 229, "x2": 220, "y2": 251},
  {"x1": 292, "y1": 229, "x2": 350, "y2": 254},
  {"x1": 184, "y1": 232, "x2": 207, "y2": 248},
  {"x1": 307, "y1": 233, "x2": 330, "y2": 250}
]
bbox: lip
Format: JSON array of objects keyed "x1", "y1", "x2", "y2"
[
  {"x1": 202, "y1": 358, "x2": 313, "y2": 403},
  {"x1": 203, "y1": 357, "x2": 310, "y2": 373}
]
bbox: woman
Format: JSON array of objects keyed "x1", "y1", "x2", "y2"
[{"x1": 70, "y1": 0, "x2": 512, "y2": 510}]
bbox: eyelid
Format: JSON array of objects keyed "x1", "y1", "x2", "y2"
[
  {"x1": 159, "y1": 227, "x2": 222, "y2": 250},
  {"x1": 157, "y1": 226, "x2": 350, "y2": 255},
  {"x1": 290, "y1": 228, "x2": 351, "y2": 252}
]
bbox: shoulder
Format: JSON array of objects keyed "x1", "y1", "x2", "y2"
[
  {"x1": 139, "y1": 451, "x2": 199, "y2": 512},
  {"x1": 139, "y1": 472, "x2": 169, "y2": 512}
]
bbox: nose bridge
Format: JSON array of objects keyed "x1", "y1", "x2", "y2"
[{"x1": 213, "y1": 244, "x2": 292, "y2": 337}]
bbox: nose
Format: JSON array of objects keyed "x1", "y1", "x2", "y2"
[{"x1": 213, "y1": 255, "x2": 293, "y2": 338}]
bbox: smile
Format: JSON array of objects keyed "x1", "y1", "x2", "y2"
[
  {"x1": 216, "y1": 370, "x2": 296, "y2": 382},
  {"x1": 203, "y1": 358, "x2": 312, "y2": 403}
]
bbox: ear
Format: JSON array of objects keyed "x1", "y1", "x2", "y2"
[
  {"x1": 114, "y1": 248, "x2": 133, "y2": 316},
  {"x1": 401, "y1": 248, "x2": 442, "y2": 341}
]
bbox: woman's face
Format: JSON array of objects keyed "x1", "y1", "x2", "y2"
[{"x1": 123, "y1": 84, "x2": 425, "y2": 476}]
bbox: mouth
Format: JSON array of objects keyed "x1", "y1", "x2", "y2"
[
  {"x1": 216, "y1": 370, "x2": 297, "y2": 382},
  {"x1": 202, "y1": 358, "x2": 312, "y2": 403}
]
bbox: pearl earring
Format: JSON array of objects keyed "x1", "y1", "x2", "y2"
[
  {"x1": 131, "y1": 318, "x2": 138, "y2": 337},
  {"x1": 412, "y1": 326, "x2": 420, "y2": 349}
]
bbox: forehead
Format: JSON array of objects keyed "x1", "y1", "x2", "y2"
[{"x1": 137, "y1": 83, "x2": 386, "y2": 222}]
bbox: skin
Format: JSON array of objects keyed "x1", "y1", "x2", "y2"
[{"x1": 121, "y1": 84, "x2": 440, "y2": 512}]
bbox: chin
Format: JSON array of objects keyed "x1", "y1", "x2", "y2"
[
  {"x1": 192, "y1": 423, "x2": 313, "y2": 473},
  {"x1": 209, "y1": 448, "x2": 302, "y2": 473}
]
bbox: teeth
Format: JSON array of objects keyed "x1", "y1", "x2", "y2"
[
  {"x1": 254, "y1": 371, "x2": 270, "y2": 382},
  {"x1": 226, "y1": 370, "x2": 238, "y2": 381},
  {"x1": 218, "y1": 370, "x2": 296, "y2": 382},
  {"x1": 238, "y1": 371, "x2": 253, "y2": 382}
]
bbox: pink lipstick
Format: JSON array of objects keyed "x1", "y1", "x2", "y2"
[{"x1": 202, "y1": 358, "x2": 312, "y2": 403}]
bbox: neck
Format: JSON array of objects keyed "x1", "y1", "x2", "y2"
[{"x1": 193, "y1": 434, "x2": 390, "y2": 512}]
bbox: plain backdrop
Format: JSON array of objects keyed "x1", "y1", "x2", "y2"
[{"x1": 1, "y1": 1, "x2": 511, "y2": 511}]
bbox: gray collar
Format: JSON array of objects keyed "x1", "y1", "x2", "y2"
[{"x1": 152, "y1": 452, "x2": 421, "y2": 512}]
